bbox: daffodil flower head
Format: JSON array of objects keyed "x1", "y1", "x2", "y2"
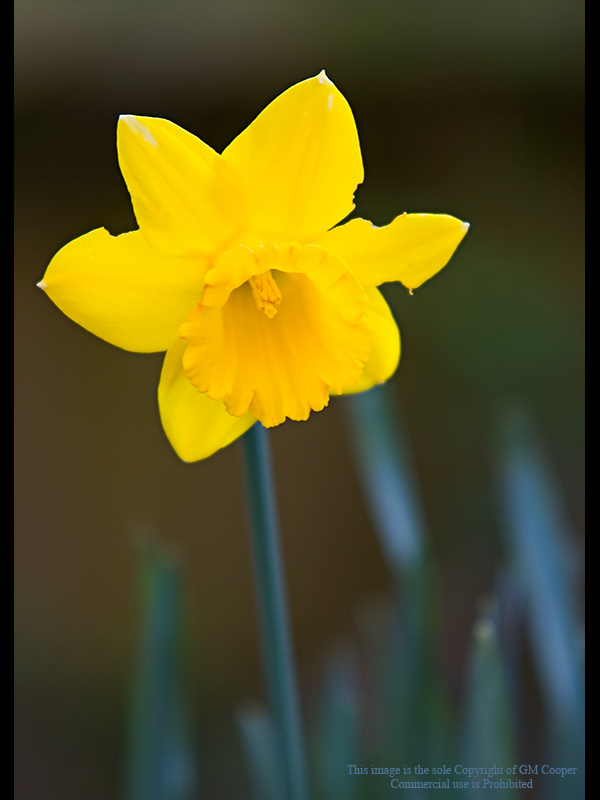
[{"x1": 39, "y1": 71, "x2": 468, "y2": 461}]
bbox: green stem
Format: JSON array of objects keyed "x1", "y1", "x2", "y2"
[{"x1": 242, "y1": 423, "x2": 311, "y2": 800}]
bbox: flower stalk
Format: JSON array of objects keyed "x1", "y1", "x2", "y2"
[{"x1": 241, "y1": 423, "x2": 311, "y2": 800}]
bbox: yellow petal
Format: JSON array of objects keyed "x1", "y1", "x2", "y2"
[
  {"x1": 315, "y1": 213, "x2": 469, "y2": 290},
  {"x1": 181, "y1": 243, "x2": 374, "y2": 428},
  {"x1": 158, "y1": 337, "x2": 256, "y2": 461},
  {"x1": 222, "y1": 71, "x2": 363, "y2": 243},
  {"x1": 40, "y1": 228, "x2": 206, "y2": 352},
  {"x1": 117, "y1": 115, "x2": 245, "y2": 258},
  {"x1": 341, "y1": 287, "x2": 401, "y2": 394}
]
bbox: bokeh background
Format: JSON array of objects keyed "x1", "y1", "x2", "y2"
[{"x1": 15, "y1": 1, "x2": 584, "y2": 798}]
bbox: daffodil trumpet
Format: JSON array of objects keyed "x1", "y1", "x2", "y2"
[{"x1": 39, "y1": 70, "x2": 468, "y2": 462}]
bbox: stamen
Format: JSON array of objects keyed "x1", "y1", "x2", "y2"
[{"x1": 249, "y1": 270, "x2": 282, "y2": 319}]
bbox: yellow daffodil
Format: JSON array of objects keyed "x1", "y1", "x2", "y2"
[{"x1": 38, "y1": 72, "x2": 468, "y2": 461}]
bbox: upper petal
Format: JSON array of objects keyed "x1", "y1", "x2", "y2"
[
  {"x1": 39, "y1": 228, "x2": 206, "y2": 352},
  {"x1": 117, "y1": 115, "x2": 245, "y2": 258},
  {"x1": 341, "y1": 287, "x2": 401, "y2": 395},
  {"x1": 159, "y1": 337, "x2": 256, "y2": 461},
  {"x1": 315, "y1": 214, "x2": 469, "y2": 289},
  {"x1": 222, "y1": 71, "x2": 363, "y2": 243}
]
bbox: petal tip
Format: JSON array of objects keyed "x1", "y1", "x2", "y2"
[
  {"x1": 119, "y1": 115, "x2": 158, "y2": 148},
  {"x1": 461, "y1": 221, "x2": 470, "y2": 232},
  {"x1": 36, "y1": 280, "x2": 47, "y2": 291},
  {"x1": 317, "y1": 69, "x2": 331, "y2": 85}
]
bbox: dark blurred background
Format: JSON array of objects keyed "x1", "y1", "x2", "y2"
[{"x1": 15, "y1": 1, "x2": 584, "y2": 797}]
